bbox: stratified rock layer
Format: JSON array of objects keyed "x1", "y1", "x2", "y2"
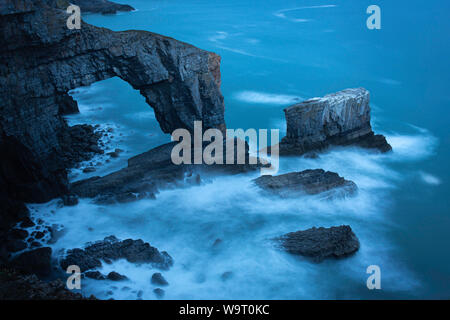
[
  {"x1": 254, "y1": 169, "x2": 357, "y2": 198},
  {"x1": 276, "y1": 225, "x2": 360, "y2": 262},
  {"x1": 0, "y1": 0, "x2": 225, "y2": 226},
  {"x1": 279, "y1": 88, "x2": 392, "y2": 155}
]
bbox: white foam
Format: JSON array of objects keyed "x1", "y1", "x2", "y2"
[
  {"x1": 234, "y1": 91, "x2": 303, "y2": 105},
  {"x1": 419, "y1": 171, "x2": 441, "y2": 185}
]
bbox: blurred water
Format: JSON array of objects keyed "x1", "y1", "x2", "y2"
[{"x1": 30, "y1": 0, "x2": 450, "y2": 299}]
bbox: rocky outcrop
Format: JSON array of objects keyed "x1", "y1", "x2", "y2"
[
  {"x1": 9, "y1": 247, "x2": 53, "y2": 277},
  {"x1": 275, "y1": 225, "x2": 360, "y2": 262},
  {"x1": 71, "y1": 139, "x2": 263, "y2": 203},
  {"x1": 279, "y1": 88, "x2": 392, "y2": 155},
  {"x1": 69, "y1": 0, "x2": 134, "y2": 14},
  {"x1": 0, "y1": 0, "x2": 225, "y2": 226},
  {"x1": 60, "y1": 236, "x2": 173, "y2": 272},
  {"x1": 0, "y1": 267, "x2": 96, "y2": 300},
  {"x1": 254, "y1": 169, "x2": 357, "y2": 198}
]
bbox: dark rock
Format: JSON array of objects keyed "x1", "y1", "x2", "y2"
[
  {"x1": 9, "y1": 229, "x2": 28, "y2": 240},
  {"x1": 279, "y1": 88, "x2": 392, "y2": 155},
  {"x1": 19, "y1": 217, "x2": 35, "y2": 228},
  {"x1": 151, "y1": 273, "x2": 169, "y2": 286},
  {"x1": 254, "y1": 169, "x2": 357, "y2": 198},
  {"x1": 85, "y1": 271, "x2": 106, "y2": 280},
  {"x1": 153, "y1": 288, "x2": 165, "y2": 299},
  {"x1": 0, "y1": 267, "x2": 95, "y2": 300},
  {"x1": 212, "y1": 238, "x2": 223, "y2": 247},
  {"x1": 31, "y1": 231, "x2": 46, "y2": 239},
  {"x1": 60, "y1": 236, "x2": 173, "y2": 272},
  {"x1": 83, "y1": 167, "x2": 96, "y2": 173},
  {"x1": 221, "y1": 271, "x2": 233, "y2": 281},
  {"x1": 30, "y1": 241, "x2": 42, "y2": 248},
  {"x1": 7, "y1": 240, "x2": 27, "y2": 252},
  {"x1": 107, "y1": 152, "x2": 120, "y2": 158},
  {"x1": 9, "y1": 247, "x2": 53, "y2": 277},
  {"x1": 62, "y1": 194, "x2": 79, "y2": 206},
  {"x1": 70, "y1": 140, "x2": 264, "y2": 203},
  {"x1": 276, "y1": 225, "x2": 360, "y2": 262},
  {"x1": 107, "y1": 271, "x2": 127, "y2": 281}
]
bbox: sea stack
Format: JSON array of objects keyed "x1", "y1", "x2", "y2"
[{"x1": 279, "y1": 88, "x2": 392, "y2": 155}]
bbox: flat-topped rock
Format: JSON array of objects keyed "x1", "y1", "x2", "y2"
[
  {"x1": 254, "y1": 169, "x2": 357, "y2": 198},
  {"x1": 276, "y1": 225, "x2": 360, "y2": 262},
  {"x1": 279, "y1": 88, "x2": 392, "y2": 155},
  {"x1": 60, "y1": 236, "x2": 173, "y2": 272},
  {"x1": 68, "y1": 0, "x2": 134, "y2": 14}
]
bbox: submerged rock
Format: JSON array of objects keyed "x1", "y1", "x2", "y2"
[
  {"x1": 254, "y1": 169, "x2": 357, "y2": 198},
  {"x1": 107, "y1": 271, "x2": 128, "y2": 281},
  {"x1": 85, "y1": 271, "x2": 106, "y2": 280},
  {"x1": 276, "y1": 225, "x2": 360, "y2": 262},
  {"x1": 153, "y1": 288, "x2": 165, "y2": 299},
  {"x1": 151, "y1": 273, "x2": 169, "y2": 286},
  {"x1": 279, "y1": 88, "x2": 392, "y2": 155},
  {"x1": 60, "y1": 236, "x2": 173, "y2": 272}
]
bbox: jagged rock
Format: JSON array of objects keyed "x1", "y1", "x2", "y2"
[
  {"x1": 151, "y1": 273, "x2": 169, "y2": 286},
  {"x1": 19, "y1": 217, "x2": 35, "y2": 228},
  {"x1": 0, "y1": 0, "x2": 225, "y2": 226},
  {"x1": 254, "y1": 169, "x2": 357, "y2": 198},
  {"x1": 0, "y1": 267, "x2": 96, "y2": 300},
  {"x1": 84, "y1": 271, "x2": 106, "y2": 280},
  {"x1": 70, "y1": 140, "x2": 264, "y2": 203},
  {"x1": 153, "y1": 288, "x2": 165, "y2": 299},
  {"x1": 107, "y1": 271, "x2": 127, "y2": 281},
  {"x1": 60, "y1": 236, "x2": 173, "y2": 272},
  {"x1": 279, "y1": 88, "x2": 392, "y2": 155},
  {"x1": 276, "y1": 226, "x2": 360, "y2": 262},
  {"x1": 9, "y1": 247, "x2": 53, "y2": 277}
]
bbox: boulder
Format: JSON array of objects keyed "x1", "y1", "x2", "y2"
[
  {"x1": 279, "y1": 88, "x2": 392, "y2": 155},
  {"x1": 276, "y1": 225, "x2": 360, "y2": 262},
  {"x1": 254, "y1": 169, "x2": 357, "y2": 198},
  {"x1": 107, "y1": 271, "x2": 128, "y2": 281},
  {"x1": 151, "y1": 273, "x2": 169, "y2": 286}
]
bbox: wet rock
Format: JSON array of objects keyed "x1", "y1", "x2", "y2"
[
  {"x1": 30, "y1": 241, "x2": 42, "y2": 248},
  {"x1": 85, "y1": 271, "x2": 106, "y2": 280},
  {"x1": 9, "y1": 229, "x2": 28, "y2": 240},
  {"x1": 10, "y1": 247, "x2": 52, "y2": 277},
  {"x1": 212, "y1": 238, "x2": 223, "y2": 248},
  {"x1": 279, "y1": 88, "x2": 392, "y2": 155},
  {"x1": 60, "y1": 236, "x2": 173, "y2": 272},
  {"x1": 276, "y1": 225, "x2": 360, "y2": 262},
  {"x1": 7, "y1": 239, "x2": 27, "y2": 252},
  {"x1": 254, "y1": 169, "x2": 357, "y2": 198},
  {"x1": 221, "y1": 271, "x2": 233, "y2": 281},
  {"x1": 62, "y1": 194, "x2": 79, "y2": 206},
  {"x1": 83, "y1": 167, "x2": 96, "y2": 173},
  {"x1": 0, "y1": 268, "x2": 96, "y2": 300},
  {"x1": 19, "y1": 217, "x2": 35, "y2": 228},
  {"x1": 151, "y1": 273, "x2": 169, "y2": 286},
  {"x1": 153, "y1": 288, "x2": 165, "y2": 299},
  {"x1": 107, "y1": 271, "x2": 128, "y2": 281},
  {"x1": 31, "y1": 231, "x2": 46, "y2": 239}
]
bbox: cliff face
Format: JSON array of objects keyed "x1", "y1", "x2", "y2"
[
  {"x1": 279, "y1": 88, "x2": 391, "y2": 155},
  {"x1": 0, "y1": 0, "x2": 225, "y2": 225}
]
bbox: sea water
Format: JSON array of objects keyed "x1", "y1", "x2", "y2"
[{"x1": 28, "y1": 0, "x2": 450, "y2": 299}]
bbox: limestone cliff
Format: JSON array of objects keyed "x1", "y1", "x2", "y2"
[
  {"x1": 0, "y1": 0, "x2": 225, "y2": 227},
  {"x1": 279, "y1": 88, "x2": 391, "y2": 155}
]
